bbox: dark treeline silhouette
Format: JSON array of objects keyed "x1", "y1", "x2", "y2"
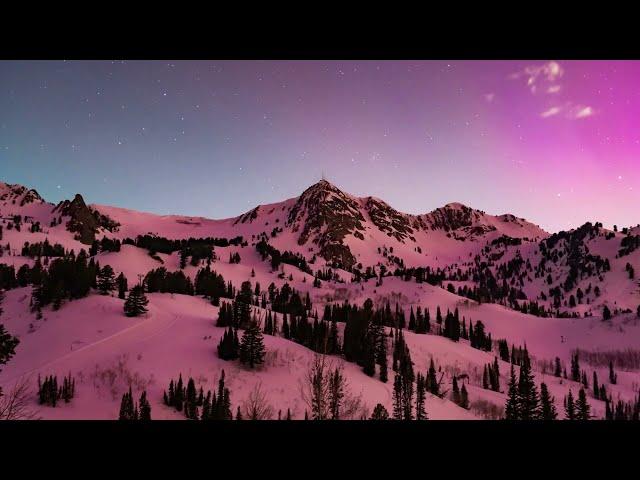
[{"x1": 256, "y1": 239, "x2": 312, "y2": 274}]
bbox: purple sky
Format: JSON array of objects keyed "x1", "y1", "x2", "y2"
[{"x1": 0, "y1": 60, "x2": 638, "y2": 232}]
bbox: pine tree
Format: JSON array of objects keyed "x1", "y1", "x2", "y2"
[
  {"x1": 415, "y1": 373, "x2": 427, "y2": 420},
  {"x1": 539, "y1": 383, "x2": 557, "y2": 420},
  {"x1": 570, "y1": 352, "x2": 581, "y2": 382},
  {"x1": 117, "y1": 272, "x2": 128, "y2": 299},
  {"x1": 97, "y1": 265, "x2": 116, "y2": 295},
  {"x1": 175, "y1": 374, "x2": 184, "y2": 412},
  {"x1": 139, "y1": 391, "x2": 152, "y2": 420},
  {"x1": 554, "y1": 356, "x2": 562, "y2": 377},
  {"x1": 239, "y1": 321, "x2": 266, "y2": 369},
  {"x1": 124, "y1": 285, "x2": 149, "y2": 317},
  {"x1": 426, "y1": 358, "x2": 439, "y2": 396},
  {"x1": 392, "y1": 373, "x2": 403, "y2": 420},
  {"x1": 451, "y1": 376, "x2": 461, "y2": 406},
  {"x1": 564, "y1": 390, "x2": 576, "y2": 420},
  {"x1": 118, "y1": 387, "x2": 136, "y2": 420},
  {"x1": 575, "y1": 387, "x2": 591, "y2": 420},
  {"x1": 609, "y1": 360, "x2": 617, "y2": 384},
  {"x1": 505, "y1": 365, "x2": 519, "y2": 420},
  {"x1": 328, "y1": 367, "x2": 346, "y2": 420},
  {"x1": 459, "y1": 383, "x2": 469, "y2": 409},
  {"x1": 517, "y1": 355, "x2": 540, "y2": 420},
  {"x1": 370, "y1": 403, "x2": 390, "y2": 420},
  {"x1": 217, "y1": 326, "x2": 240, "y2": 360},
  {"x1": 179, "y1": 247, "x2": 188, "y2": 269}
]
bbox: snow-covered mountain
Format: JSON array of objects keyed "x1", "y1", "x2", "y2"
[{"x1": 1, "y1": 178, "x2": 639, "y2": 421}]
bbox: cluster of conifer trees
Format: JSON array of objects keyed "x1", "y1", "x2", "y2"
[
  {"x1": 482, "y1": 358, "x2": 501, "y2": 392},
  {"x1": 144, "y1": 267, "x2": 194, "y2": 295},
  {"x1": 605, "y1": 395, "x2": 640, "y2": 420},
  {"x1": 194, "y1": 266, "x2": 233, "y2": 305},
  {"x1": 504, "y1": 350, "x2": 556, "y2": 420},
  {"x1": 30, "y1": 251, "x2": 101, "y2": 314},
  {"x1": 118, "y1": 387, "x2": 151, "y2": 420},
  {"x1": 163, "y1": 371, "x2": 232, "y2": 420},
  {"x1": 563, "y1": 388, "x2": 591, "y2": 420},
  {"x1": 123, "y1": 234, "x2": 244, "y2": 258},
  {"x1": 89, "y1": 236, "x2": 121, "y2": 255},
  {"x1": 21, "y1": 239, "x2": 66, "y2": 258},
  {"x1": 255, "y1": 240, "x2": 312, "y2": 274},
  {"x1": 37, "y1": 373, "x2": 75, "y2": 406}
]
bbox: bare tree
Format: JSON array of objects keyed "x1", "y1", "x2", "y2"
[
  {"x1": 300, "y1": 354, "x2": 367, "y2": 420},
  {"x1": 241, "y1": 382, "x2": 274, "y2": 420},
  {"x1": 0, "y1": 376, "x2": 40, "y2": 420},
  {"x1": 300, "y1": 354, "x2": 330, "y2": 419}
]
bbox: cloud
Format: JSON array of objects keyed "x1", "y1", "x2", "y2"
[
  {"x1": 510, "y1": 61, "x2": 564, "y2": 94},
  {"x1": 540, "y1": 106, "x2": 561, "y2": 118},
  {"x1": 484, "y1": 93, "x2": 495, "y2": 103},
  {"x1": 572, "y1": 105, "x2": 595, "y2": 119},
  {"x1": 539, "y1": 103, "x2": 596, "y2": 120},
  {"x1": 510, "y1": 61, "x2": 598, "y2": 120}
]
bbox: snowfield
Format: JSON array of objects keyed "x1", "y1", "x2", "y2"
[{"x1": 1, "y1": 179, "x2": 639, "y2": 420}]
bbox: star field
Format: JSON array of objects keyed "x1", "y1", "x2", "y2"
[{"x1": 0, "y1": 60, "x2": 638, "y2": 232}]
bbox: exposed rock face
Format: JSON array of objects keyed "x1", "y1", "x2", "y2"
[
  {"x1": 287, "y1": 180, "x2": 365, "y2": 269},
  {"x1": 53, "y1": 194, "x2": 119, "y2": 244},
  {"x1": 232, "y1": 181, "x2": 547, "y2": 268},
  {"x1": 234, "y1": 206, "x2": 260, "y2": 225},
  {"x1": 0, "y1": 183, "x2": 44, "y2": 206},
  {"x1": 422, "y1": 203, "x2": 486, "y2": 232},
  {"x1": 364, "y1": 197, "x2": 415, "y2": 243}
]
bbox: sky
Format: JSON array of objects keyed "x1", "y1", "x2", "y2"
[{"x1": 0, "y1": 60, "x2": 638, "y2": 233}]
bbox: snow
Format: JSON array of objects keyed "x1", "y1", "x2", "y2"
[{"x1": 1, "y1": 179, "x2": 639, "y2": 420}]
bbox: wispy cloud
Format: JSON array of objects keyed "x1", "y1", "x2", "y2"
[
  {"x1": 572, "y1": 105, "x2": 595, "y2": 119},
  {"x1": 540, "y1": 103, "x2": 597, "y2": 120},
  {"x1": 510, "y1": 61, "x2": 563, "y2": 94},
  {"x1": 511, "y1": 61, "x2": 596, "y2": 120},
  {"x1": 484, "y1": 93, "x2": 495, "y2": 103},
  {"x1": 540, "y1": 106, "x2": 561, "y2": 118}
]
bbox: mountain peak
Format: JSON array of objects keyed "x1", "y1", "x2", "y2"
[{"x1": 304, "y1": 178, "x2": 341, "y2": 194}]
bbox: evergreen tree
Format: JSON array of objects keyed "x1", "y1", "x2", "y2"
[
  {"x1": 564, "y1": 390, "x2": 576, "y2": 420},
  {"x1": 239, "y1": 320, "x2": 266, "y2": 368},
  {"x1": 97, "y1": 265, "x2": 116, "y2": 295},
  {"x1": 139, "y1": 391, "x2": 152, "y2": 420},
  {"x1": 328, "y1": 366, "x2": 346, "y2": 420},
  {"x1": 609, "y1": 360, "x2": 617, "y2": 384},
  {"x1": 517, "y1": 355, "x2": 540, "y2": 420},
  {"x1": 570, "y1": 352, "x2": 581, "y2": 382},
  {"x1": 117, "y1": 272, "x2": 128, "y2": 299},
  {"x1": 118, "y1": 387, "x2": 136, "y2": 420},
  {"x1": 451, "y1": 376, "x2": 461, "y2": 406},
  {"x1": 124, "y1": 285, "x2": 149, "y2": 317},
  {"x1": 370, "y1": 403, "x2": 390, "y2": 420},
  {"x1": 217, "y1": 326, "x2": 240, "y2": 360},
  {"x1": 459, "y1": 383, "x2": 469, "y2": 410},
  {"x1": 0, "y1": 323, "x2": 19, "y2": 381},
  {"x1": 504, "y1": 365, "x2": 519, "y2": 420},
  {"x1": 575, "y1": 387, "x2": 591, "y2": 420},
  {"x1": 426, "y1": 358, "x2": 439, "y2": 396},
  {"x1": 415, "y1": 373, "x2": 427, "y2": 420},
  {"x1": 554, "y1": 356, "x2": 562, "y2": 377},
  {"x1": 392, "y1": 373, "x2": 403, "y2": 420},
  {"x1": 539, "y1": 383, "x2": 557, "y2": 420}
]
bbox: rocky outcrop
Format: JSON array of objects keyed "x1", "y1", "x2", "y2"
[{"x1": 53, "y1": 194, "x2": 119, "y2": 244}]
